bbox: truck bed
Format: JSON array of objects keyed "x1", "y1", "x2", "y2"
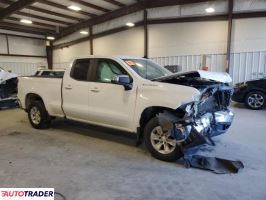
[{"x1": 18, "y1": 76, "x2": 64, "y2": 117}]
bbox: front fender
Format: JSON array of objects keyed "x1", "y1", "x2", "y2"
[{"x1": 133, "y1": 82, "x2": 201, "y2": 129}]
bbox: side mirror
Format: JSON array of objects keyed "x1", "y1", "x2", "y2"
[{"x1": 111, "y1": 75, "x2": 132, "y2": 90}]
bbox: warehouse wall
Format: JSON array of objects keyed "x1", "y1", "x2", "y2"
[
  {"x1": 53, "y1": 40, "x2": 91, "y2": 64},
  {"x1": 0, "y1": 31, "x2": 47, "y2": 75},
  {"x1": 94, "y1": 26, "x2": 144, "y2": 57},
  {"x1": 231, "y1": 18, "x2": 266, "y2": 53},
  {"x1": 149, "y1": 21, "x2": 228, "y2": 57},
  {"x1": 52, "y1": 0, "x2": 266, "y2": 83}
]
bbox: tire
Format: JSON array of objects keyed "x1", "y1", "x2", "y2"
[
  {"x1": 245, "y1": 91, "x2": 265, "y2": 110},
  {"x1": 143, "y1": 117, "x2": 183, "y2": 162},
  {"x1": 28, "y1": 101, "x2": 51, "y2": 129}
]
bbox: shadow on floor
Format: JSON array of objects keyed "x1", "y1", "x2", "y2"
[{"x1": 51, "y1": 118, "x2": 140, "y2": 148}]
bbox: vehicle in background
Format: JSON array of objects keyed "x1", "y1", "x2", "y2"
[
  {"x1": 18, "y1": 56, "x2": 234, "y2": 162},
  {"x1": 0, "y1": 67, "x2": 18, "y2": 99},
  {"x1": 34, "y1": 69, "x2": 65, "y2": 78},
  {"x1": 232, "y1": 78, "x2": 266, "y2": 110}
]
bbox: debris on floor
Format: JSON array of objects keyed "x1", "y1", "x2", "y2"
[{"x1": 182, "y1": 155, "x2": 244, "y2": 174}]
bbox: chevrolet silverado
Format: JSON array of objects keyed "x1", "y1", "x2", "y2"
[{"x1": 18, "y1": 56, "x2": 234, "y2": 161}]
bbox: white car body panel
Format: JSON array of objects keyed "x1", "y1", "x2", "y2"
[
  {"x1": 17, "y1": 56, "x2": 229, "y2": 133},
  {"x1": 197, "y1": 70, "x2": 232, "y2": 83},
  {"x1": 18, "y1": 77, "x2": 64, "y2": 117}
]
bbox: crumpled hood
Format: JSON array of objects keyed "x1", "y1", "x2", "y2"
[
  {"x1": 0, "y1": 69, "x2": 17, "y2": 84},
  {"x1": 153, "y1": 70, "x2": 232, "y2": 83}
]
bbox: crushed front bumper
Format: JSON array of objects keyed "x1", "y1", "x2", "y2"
[{"x1": 194, "y1": 109, "x2": 234, "y2": 138}]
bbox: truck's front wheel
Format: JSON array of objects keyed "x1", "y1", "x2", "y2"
[
  {"x1": 144, "y1": 117, "x2": 183, "y2": 162},
  {"x1": 28, "y1": 101, "x2": 51, "y2": 129}
]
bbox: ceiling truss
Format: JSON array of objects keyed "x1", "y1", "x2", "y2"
[{"x1": 0, "y1": 0, "x2": 265, "y2": 40}]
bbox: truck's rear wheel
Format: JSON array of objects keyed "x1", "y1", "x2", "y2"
[
  {"x1": 144, "y1": 117, "x2": 183, "y2": 162},
  {"x1": 28, "y1": 101, "x2": 51, "y2": 129}
]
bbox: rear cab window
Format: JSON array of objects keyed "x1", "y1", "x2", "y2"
[{"x1": 70, "y1": 59, "x2": 92, "y2": 81}]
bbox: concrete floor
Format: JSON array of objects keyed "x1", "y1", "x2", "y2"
[{"x1": 0, "y1": 104, "x2": 266, "y2": 200}]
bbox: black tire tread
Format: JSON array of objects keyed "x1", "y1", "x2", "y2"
[
  {"x1": 28, "y1": 101, "x2": 51, "y2": 129},
  {"x1": 143, "y1": 117, "x2": 183, "y2": 162},
  {"x1": 244, "y1": 90, "x2": 265, "y2": 110}
]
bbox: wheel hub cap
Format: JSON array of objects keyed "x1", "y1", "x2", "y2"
[
  {"x1": 150, "y1": 126, "x2": 177, "y2": 155},
  {"x1": 248, "y1": 94, "x2": 264, "y2": 108},
  {"x1": 30, "y1": 107, "x2": 41, "y2": 125}
]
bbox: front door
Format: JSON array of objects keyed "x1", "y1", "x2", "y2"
[{"x1": 88, "y1": 58, "x2": 137, "y2": 131}]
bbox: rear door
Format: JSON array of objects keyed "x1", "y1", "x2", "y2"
[
  {"x1": 62, "y1": 59, "x2": 93, "y2": 121},
  {"x1": 87, "y1": 58, "x2": 137, "y2": 131}
]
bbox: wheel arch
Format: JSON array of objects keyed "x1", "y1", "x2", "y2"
[
  {"x1": 25, "y1": 93, "x2": 45, "y2": 111},
  {"x1": 244, "y1": 88, "x2": 266, "y2": 100},
  {"x1": 139, "y1": 106, "x2": 185, "y2": 131}
]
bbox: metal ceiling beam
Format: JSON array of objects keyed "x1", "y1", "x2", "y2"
[
  {"x1": 36, "y1": 0, "x2": 97, "y2": 18},
  {"x1": 53, "y1": 9, "x2": 266, "y2": 50},
  {"x1": 148, "y1": 14, "x2": 228, "y2": 24},
  {"x1": 56, "y1": 2, "x2": 146, "y2": 39},
  {"x1": 0, "y1": 32, "x2": 45, "y2": 40},
  {"x1": 70, "y1": 0, "x2": 111, "y2": 12},
  {"x1": 7, "y1": 16, "x2": 56, "y2": 29},
  {"x1": 16, "y1": 11, "x2": 73, "y2": 26},
  {"x1": 233, "y1": 11, "x2": 266, "y2": 18},
  {"x1": 103, "y1": 0, "x2": 126, "y2": 7},
  {"x1": 0, "y1": 21, "x2": 56, "y2": 35},
  {"x1": 0, "y1": 53, "x2": 46, "y2": 58},
  {"x1": 56, "y1": 0, "x2": 216, "y2": 40},
  {"x1": 146, "y1": 0, "x2": 217, "y2": 8},
  {"x1": 0, "y1": 0, "x2": 36, "y2": 20},
  {"x1": 27, "y1": 6, "x2": 83, "y2": 21},
  {"x1": 0, "y1": 0, "x2": 83, "y2": 21}
]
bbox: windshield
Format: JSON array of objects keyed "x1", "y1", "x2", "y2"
[{"x1": 123, "y1": 59, "x2": 172, "y2": 80}]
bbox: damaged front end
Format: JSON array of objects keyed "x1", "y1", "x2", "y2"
[{"x1": 155, "y1": 70, "x2": 234, "y2": 148}]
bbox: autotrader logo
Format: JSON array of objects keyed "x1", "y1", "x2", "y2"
[{"x1": 0, "y1": 188, "x2": 54, "y2": 200}]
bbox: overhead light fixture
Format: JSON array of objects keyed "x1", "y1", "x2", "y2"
[
  {"x1": 20, "y1": 19, "x2": 32, "y2": 24},
  {"x1": 68, "y1": 5, "x2": 81, "y2": 11},
  {"x1": 205, "y1": 7, "x2": 215, "y2": 13},
  {"x1": 47, "y1": 36, "x2": 55, "y2": 40},
  {"x1": 126, "y1": 22, "x2": 135, "y2": 27},
  {"x1": 80, "y1": 31, "x2": 89, "y2": 35}
]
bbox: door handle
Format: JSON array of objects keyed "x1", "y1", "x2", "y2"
[
  {"x1": 65, "y1": 86, "x2": 72, "y2": 90},
  {"x1": 90, "y1": 89, "x2": 100, "y2": 93}
]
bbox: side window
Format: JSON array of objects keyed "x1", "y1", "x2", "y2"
[
  {"x1": 96, "y1": 60, "x2": 127, "y2": 83},
  {"x1": 71, "y1": 59, "x2": 91, "y2": 81}
]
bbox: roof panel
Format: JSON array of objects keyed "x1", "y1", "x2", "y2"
[
  {"x1": 3, "y1": 19, "x2": 55, "y2": 30},
  {"x1": 32, "y1": 2, "x2": 92, "y2": 19},
  {"x1": 49, "y1": 0, "x2": 106, "y2": 15},
  {"x1": 20, "y1": 8, "x2": 80, "y2": 24},
  {"x1": 12, "y1": 13, "x2": 68, "y2": 27}
]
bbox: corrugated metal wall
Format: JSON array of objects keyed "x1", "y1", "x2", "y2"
[
  {"x1": 151, "y1": 54, "x2": 227, "y2": 73},
  {"x1": 152, "y1": 51, "x2": 266, "y2": 84},
  {"x1": 230, "y1": 51, "x2": 266, "y2": 84},
  {"x1": 0, "y1": 62, "x2": 46, "y2": 76}
]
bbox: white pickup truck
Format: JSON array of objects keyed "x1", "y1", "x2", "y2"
[{"x1": 18, "y1": 56, "x2": 234, "y2": 161}]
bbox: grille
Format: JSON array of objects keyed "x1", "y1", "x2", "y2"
[{"x1": 198, "y1": 87, "x2": 232, "y2": 115}]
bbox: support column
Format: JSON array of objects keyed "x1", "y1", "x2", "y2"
[
  {"x1": 46, "y1": 42, "x2": 53, "y2": 69},
  {"x1": 226, "y1": 0, "x2": 233, "y2": 73},
  {"x1": 89, "y1": 26, "x2": 94, "y2": 55},
  {"x1": 144, "y1": 9, "x2": 148, "y2": 58},
  {"x1": 5, "y1": 35, "x2": 10, "y2": 54}
]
